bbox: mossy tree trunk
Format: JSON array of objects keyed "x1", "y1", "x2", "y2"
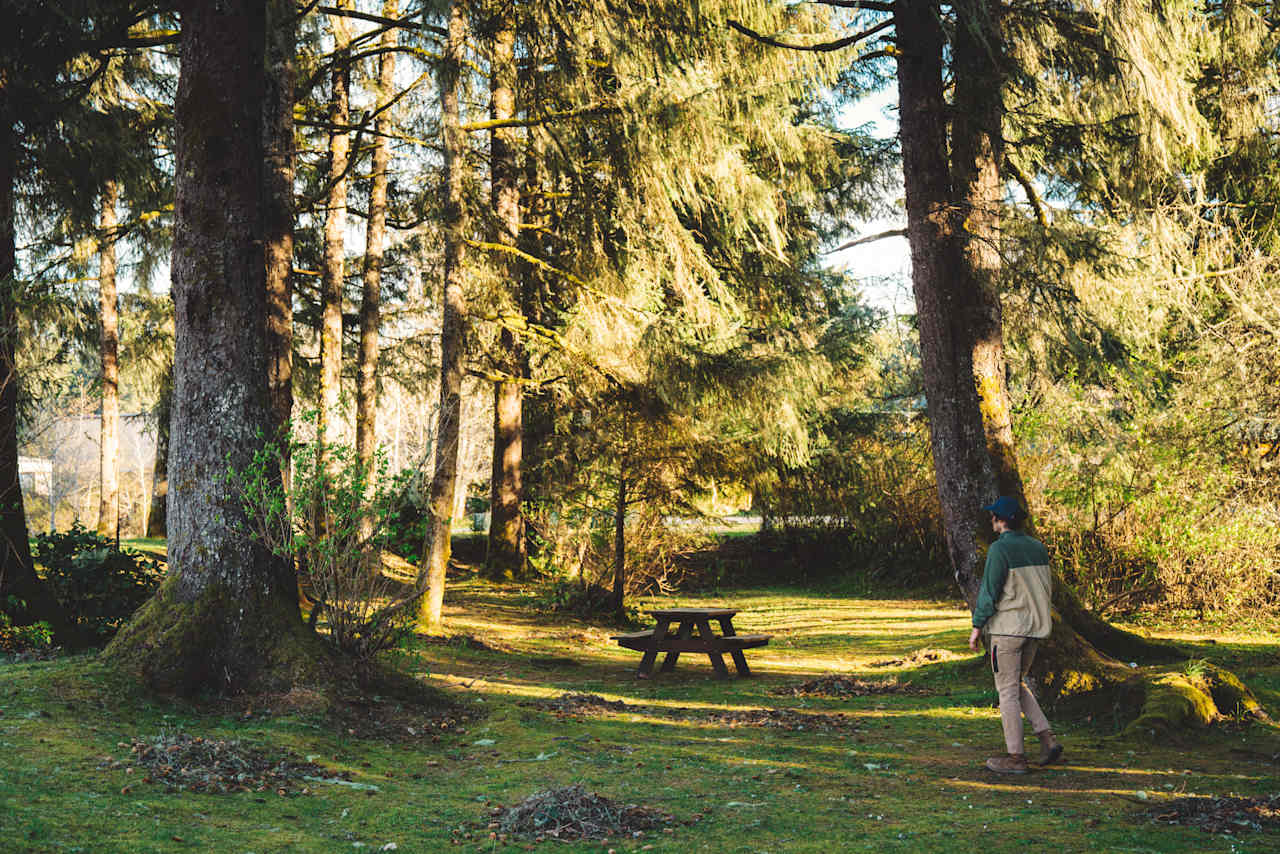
[
  {"x1": 103, "y1": 0, "x2": 330, "y2": 695},
  {"x1": 145, "y1": 359, "x2": 171, "y2": 539},
  {"x1": 264, "y1": 0, "x2": 295, "y2": 437},
  {"x1": 97, "y1": 178, "x2": 120, "y2": 540},
  {"x1": 898, "y1": 0, "x2": 1206, "y2": 720},
  {"x1": 419, "y1": 0, "x2": 470, "y2": 633},
  {"x1": 356, "y1": 0, "x2": 396, "y2": 574},
  {"x1": 319, "y1": 0, "x2": 352, "y2": 463},
  {"x1": 484, "y1": 0, "x2": 526, "y2": 580}
]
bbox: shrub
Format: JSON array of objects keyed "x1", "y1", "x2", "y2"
[
  {"x1": 31, "y1": 525, "x2": 163, "y2": 642},
  {"x1": 0, "y1": 599, "x2": 54, "y2": 653},
  {"x1": 228, "y1": 417, "x2": 425, "y2": 678}
]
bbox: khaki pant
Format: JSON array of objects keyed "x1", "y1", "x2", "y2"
[{"x1": 990, "y1": 635, "x2": 1051, "y2": 754}]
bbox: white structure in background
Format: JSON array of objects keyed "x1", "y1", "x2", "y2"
[
  {"x1": 22, "y1": 412, "x2": 157, "y2": 535},
  {"x1": 18, "y1": 456, "x2": 52, "y2": 497}
]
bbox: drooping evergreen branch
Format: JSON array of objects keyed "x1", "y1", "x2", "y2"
[
  {"x1": 313, "y1": 4, "x2": 446, "y2": 37},
  {"x1": 1005, "y1": 155, "x2": 1048, "y2": 229},
  {"x1": 460, "y1": 104, "x2": 620, "y2": 132},
  {"x1": 726, "y1": 17, "x2": 895, "y2": 55},
  {"x1": 815, "y1": 0, "x2": 896, "y2": 10}
]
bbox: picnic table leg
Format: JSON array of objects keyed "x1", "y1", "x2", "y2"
[
  {"x1": 660, "y1": 620, "x2": 692, "y2": 672},
  {"x1": 697, "y1": 619, "x2": 729, "y2": 678},
  {"x1": 637, "y1": 617, "x2": 670, "y2": 677},
  {"x1": 718, "y1": 616, "x2": 751, "y2": 677}
]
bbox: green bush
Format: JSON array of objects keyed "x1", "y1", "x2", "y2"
[
  {"x1": 0, "y1": 598, "x2": 54, "y2": 653},
  {"x1": 31, "y1": 525, "x2": 164, "y2": 642}
]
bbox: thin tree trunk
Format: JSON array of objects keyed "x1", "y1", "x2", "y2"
[
  {"x1": 264, "y1": 0, "x2": 295, "y2": 436},
  {"x1": 419, "y1": 0, "x2": 469, "y2": 633},
  {"x1": 97, "y1": 179, "x2": 120, "y2": 539},
  {"x1": 319, "y1": 0, "x2": 352, "y2": 455},
  {"x1": 357, "y1": 0, "x2": 397, "y2": 569},
  {"x1": 484, "y1": 0, "x2": 525, "y2": 579},
  {"x1": 611, "y1": 465, "x2": 626, "y2": 614},
  {"x1": 103, "y1": 0, "x2": 325, "y2": 694},
  {"x1": 0, "y1": 117, "x2": 70, "y2": 639},
  {"x1": 145, "y1": 360, "x2": 171, "y2": 539}
]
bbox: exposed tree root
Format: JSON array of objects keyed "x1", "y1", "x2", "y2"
[
  {"x1": 1027, "y1": 583, "x2": 1271, "y2": 739},
  {"x1": 102, "y1": 574, "x2": 339, "y2": 697}
]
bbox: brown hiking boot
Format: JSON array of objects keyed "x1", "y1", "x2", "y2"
[
  {"x1": 985, "y1": 753, "x2": 1030, "y2": 774},
  {"x1": 1036, "y1": 730, "x2": 1063, "y2": 766}
]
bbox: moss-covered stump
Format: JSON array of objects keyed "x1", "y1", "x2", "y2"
[
  {"x1": 102, "y1": 574, "x2": 340, "y2": 697},
  {"x1": 1123, "y1": 662, "x2": 1270, "y2": 740}
]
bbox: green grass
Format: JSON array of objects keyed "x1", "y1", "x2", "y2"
[{"x1": 2, "y1": 578, "x2": 1278, "y2": 853}]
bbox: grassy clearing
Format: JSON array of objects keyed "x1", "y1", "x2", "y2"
[{"x1": 2, "y1": 574, "x2": 1278, "y2": 853}]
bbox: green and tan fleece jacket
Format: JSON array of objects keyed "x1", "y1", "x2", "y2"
[{"x1": 972, "y1": 530, "x2": 1052, "y2": 638}]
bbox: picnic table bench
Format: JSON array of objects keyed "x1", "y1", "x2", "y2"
[{"x1": 612, "y1": 607, "x2": 770, "y2": 678}]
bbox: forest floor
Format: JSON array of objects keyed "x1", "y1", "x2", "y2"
[{"x1": 2, "y1": 564, "x2": 1279, "y2": 852}]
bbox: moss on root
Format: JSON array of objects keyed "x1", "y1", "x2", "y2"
[{"x1": 101, "y1": 573, "x2": 341, "y2": 697}]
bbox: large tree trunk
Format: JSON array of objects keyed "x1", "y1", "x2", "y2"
[
  {"x1": 899, "y1": 0, "x2": 1183, "y2": 711},
  {"x1": 264, "y1": 0, "x2": 295, "y2": 437},
  {"x1": 319, "y1": 1, "x2": 352, "y2": 455},
  {"x1": 0, "y1": 118, "x2": 70, "y2": 638},
  {"x1": 356, "y1": 0, "x2": 397, "y2": 567},
  {"x1": 484, "y1": 0, "x2": 526, "y2": 580},
  {"x1": 103, "y1": 0, "x2": 328, "y2": 695},
  {"x1": 897, "y1": 0, "x2": 992, "y2": 601},
  {"x1": 419, "y1": 0, "x2": 469, "y2": 633},
  {"x1": 145, "y1": 360, "x2": 171, "y2": 539},
  {"x1": 97, "y1": 179, "x2": 120, "y2": 539}
]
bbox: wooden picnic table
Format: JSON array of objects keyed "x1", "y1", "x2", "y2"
[{"x1": 611, "y1": 607, "x2": 771, "y2": 678}]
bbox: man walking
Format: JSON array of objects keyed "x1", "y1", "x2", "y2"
[{"x1": 968, "y1": 496, "x2": 1064, "y2": 774}]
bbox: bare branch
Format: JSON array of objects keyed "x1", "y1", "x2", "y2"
[
  {"x1": 726, "y1": 17, "x2": 894, "y2": 53},
  {"x1": 825, "y1": 227, "x2": 907, "y2": 253}
]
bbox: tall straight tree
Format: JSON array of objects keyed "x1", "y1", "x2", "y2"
[
  {"x1": 264, "y1": 0, "x2": 296, "y2": 436},
  {"x1": 484, "y1": 0, "x2": 525, "y2": 578},
  {"x1": 97, "y1": 178, "x2": 121, "y2": 538},
  {"x1": 105, "y1": 0, "x2": 325, "y2": 693},
  {"x1": 895, "y1": 0, "x2": 1019, "y2": 604},
  {"x1": 356, "y1": 0, "x2": 398, "y2": 564},
  {"x1": 0, "y1": 118, "x2": 66, "y2": 635},
  {"x1": 319, "y1": 0, "x2": 353, "y2": 454},
  {"x1": 419, "y1": 0, "x2": 470, "y2": 633}
]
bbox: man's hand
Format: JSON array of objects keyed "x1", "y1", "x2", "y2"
[{"x1": 968, "y1": 627, "x2": 982, "y2": 651}]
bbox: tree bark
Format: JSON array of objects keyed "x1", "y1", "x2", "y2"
[
  {"x1": 145, "y1": 360, "x2": 171, "y2": 539},
  {"x1": 97, "y1": 179, "x2": 120, "y2": 539},
  {"x1": 264, "y1": 0, "x2": 296, "y2": 437},
  {"x1": 356, "y1": 0, "x2": 397, "y2": 567},
  {"x1": 319, "y1": 0, "x2": 352, "y2": 453},
  {"x1": 419, "y1": 0, "x2": 469, "y2": 633},
  {"x1": 897, "y1": 0, "x2": 994, "y2": 604},
  {"x1": 611, "y1": 465, "x2": 626, "y2": 614},
  {"x1": 103, "y1": 0, "x2": 327, "y2": 695},
  {"x1": 484, "y1": 0, "x2": 526, "y2": 580},
  {"x1": 0, "y1": 117, "x2": 70, "y2": 638},
  {"x1": 897, "y1": 0, "x2": 1182, "y2": 707}
]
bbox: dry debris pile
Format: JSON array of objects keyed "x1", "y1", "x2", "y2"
[
  {"x1": 493, "y1": 784, "x2": 672, "y2": 841},
  {"x1": 869, "y1": 648, "x2": 963, "y2": 668},
  {"x1": 776, "y1": 674, "x2": 932, "y2": 698},
  {"x1": 100, "y1": 732, "x2": 334, "y2": 794},
  {"x1": 1149, "y1": 793, "x2": 1280, "y2": 834},
  {"x1": 531, "y1": 693, "x2": 860, "y2": 732}
]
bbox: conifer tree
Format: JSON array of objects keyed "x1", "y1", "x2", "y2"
[
  {"x1": 419, "y1": 0, "x2": 471, "y2": 633},
  {"x1": 105, "y1": 0, "x2": 329, "y2": 693}
]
